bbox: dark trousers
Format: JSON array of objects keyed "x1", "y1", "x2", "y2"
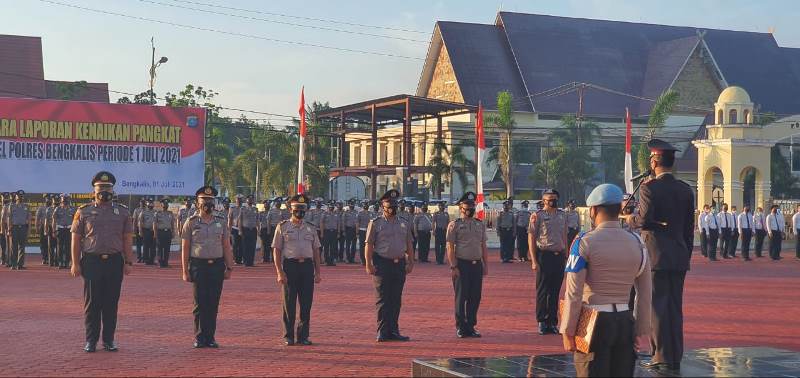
[
  {"x1": 535, "y1": 250, "x2": 566, "y2": 323},
  {"x1": 39, "y1": 227, "x2": 48, "y2": 263},
  {"x1": 48, "y1": 232, "x2": 57, "y2": 267},
  {"x1": 372, "y1": 255, "x2": 406, "y2": 337},
  {"x1": 516, "y1": 226, "x2": 529, "y2": 260},
  {"x1": 82, "y1": 253, "x2": 124, "y2": 344},
  {"x1": 498, "y1": 228, "x2": 514, "y2": 261},
  {"x1": 707, "y1": 229, "x2": 719, "y2": 260},
  {"x1": 141, "y1": 229, "x2": 156, "y2": 264},
  {"x1": 574, "y1": 311, "x2": 636, "y2": 377},
  {"x1": 281, "y1": 259, "x2": 314, "y2": 341},
  {"x1": 190, "y1": 258, "x2": 225, "y2": 343},
  {"x1": 719, "y1": 228, "x2": 731, "y2": 257},
  {"x1": 358, "y1": 230, "x2": 367, "y2": 265},
  {"x1": 729, "y1": 230, "x2": 739, "y2": 257},
  {"x1": 261, "y1": 228, "x2": 274, "y2": 263},
  {"x1": 10, "y1": 225, "x2": 28, "y2": 268},
  {"x1": 434, "y1": 229, "x2": 447, "y2": 264},
  {"x1": 795, "y1": 230, "x2": 800, "y2": 258},
  {"x1": 740, "y1": 229, "x2": 753, "y2": 260},
  {"x1": 754, "y1": 229, "x2": 766, "y2": 257},
  {"x1": 699, "y1": 230, "x2": 707, "y2": 257},
  {"x1": 338, "y1": 232, "x2": 346, "y2": 261},
  {"x1": 56, "y1": 228, "x2": 71, "y2": 267},
  {"x1": 769, "y1": 231, "x2": 782, "y2": 259},
  {"x1": 650, "y1": 270, "x2": 686, "y2": 367},
  {"x1": 344, "y1": 227, "x2": 357, "y2": 263},
  {"x1": 231, "y1": 228, "x2": 242, "y2": 264},
  {"x1": 568, "y1": 228, "x2": 579, "y2": 249},
  {"x1": 241, "y1": 227, "x2": 257, "y2": 266},
  {"x1": 322, "y1": 230, "x2": 338, "y2": 265},
  {"x1": 134, "y1": 233, "x2": 142, "y2": 261},
  {"x1": 417, "y1": 231, "x2": 431, "y2": 262},
  {"x1": 453, "y1": 259, "x2": 483, "y2": 332},
  {"x1": 0, "y1": 232, "x2": 7, "y2": 265},
  {"x1": 156, "y1": 229, "x2": 172, "y2": 267}
]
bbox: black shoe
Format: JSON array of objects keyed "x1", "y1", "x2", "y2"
[
  {"x1": 376, "y1": 333, "x2": 391, "y2": 342},
  {"x1": 284, "y1": 338, "x2": 295, "y2": 346},
  {"x1": 102, "y1": 342, "x2": 118, "y2": 352},
  {"x1": 538, "y1": 322, "x2": 548, "y2": 335},
  {"x1": 469, "y1": 329, "x2": 482, "y2": 338},
  {"x1": 84, "y1": 342, "x2": 97, "y2": 353},
  {"x1": 640, "y1": 360, "x2": 679, "y2": 372},
  {"x1": 298, "y1": 339, "x2": 312, "y2": 346},
  {"x1": 723, "y1": 255, "x2": 732, "y2": 259},
  {"x1": 456, "y1": 329, "x2": 467, "y2": 338},
  {"x1": 709, "y1": 257, "x2": 718, "y2": 261},
  {"x1": 17, "y1": 266, "x2": 25, "y2": 270},
  {"x1": 193, "y1": 340, "x2": 205, "y2": 348},
  {"x1": 206, "y1": 339, "x2": 219, "y2": 348},
  {"x1": 326, "y1": 263, "x2": 336, "y2": 266},
  {"x1": 548, "y1": 324, "x2": 560, "y2": 335},
  {"x1": 744, "y1": 258, "x2": 752, "y2": 261},
  {"x1": 391, "y1": 333, "x2": 410, "y2": 341}
]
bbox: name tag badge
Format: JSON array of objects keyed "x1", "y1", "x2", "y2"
[{"x1": 114, "y1": 208, "x2": 119, "y2": 215}]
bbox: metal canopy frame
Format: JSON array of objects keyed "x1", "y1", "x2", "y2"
[{"x1": 317, "y1": 95, "x2": 477, "y2": 200}]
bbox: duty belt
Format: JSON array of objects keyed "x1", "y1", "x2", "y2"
[
  {"x1": 285, "y1": 257, "x2": 310, "y2": 263},
  {"x1": 458, "y1": 258, "x2": 482, "y2": 264},
  {"x1": 588, "y1": 303, "x2": 629, "y2": 312},
  {"x1": 191, "y1": 257, "x2": 223, "y2": 264}
]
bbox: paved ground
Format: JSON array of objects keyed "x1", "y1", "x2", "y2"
[{"x1": 0, "y1": 250, "x2": 798, "y2": 377}]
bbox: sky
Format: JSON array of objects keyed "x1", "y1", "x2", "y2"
[{"x1": 4, "y1": 0, "x2": 800, "y2": 122}]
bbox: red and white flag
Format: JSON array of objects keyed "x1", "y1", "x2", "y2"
[
  {"x1": 475, "y1": 103, "x2": 486, "y2": 220},
  {"x1": 624, "y1": 107, "x2": 633, "y2": 193},
  {"x1": 297, "y1": 86, "x2": 306, "y2": 194}
]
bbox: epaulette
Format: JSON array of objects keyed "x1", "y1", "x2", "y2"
[
  {"x1": 78, "y1": 203, "x2": 91, "y2": 210},
  {"x1": 118, "y1": 204, "x2": 129, "y2": 209},
  {"x1": 279, "y1": 219, "x2": 289, "y2": 225}
]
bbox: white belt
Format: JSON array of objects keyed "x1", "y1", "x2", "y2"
[
  {"x1": 231, "y1": 226, "x2": 239, "y2": 230},
  {"x1": 359, "y1": 227, "x2": 367, "y2": 231},
  {"x1": 588, "y1": 303, "x2": 629, "y2": 312},
  {"x1": 56, "y1": 225, "x2": 70, "y2": 229}
]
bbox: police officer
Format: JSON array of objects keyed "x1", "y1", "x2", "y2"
[
  {"x1": 46, "y1": 194, "x2": 59, "y2": 267},
  {"x1": 561, "y1": 184, "x2": 652, "y2": 377},
  {"x1": 704, "y1": 205, "x2": 720, "y2": 261},
  {"x1": 365, "y1": 189, "x2": 413, "y2": 342},
  {"x1": 272, "y1": 194, "x2": 322, "y2": 346},
  {"x1": 228, "y1": 195, "x2": 244, "y2": 265},
  {"x1": 265, "y1": 199, "x2": 286, "y2": 263},
  {"x1": 307, "y1": 200, "x2": 323, "y2": 237},
  {"x1": 528, "y1": 188, "x2": 568, "y2": 335},
  {"x1": 413, "y1": 202, "x2": 434, "y2": 263},
  {"x1": 70, "y1": 171, "x2": 134, "y2": 352},
  {"x1": 753, "y1": 207, "x2": 767, "y2": 257},
  {"x1": 406, "y1": 201, "x2": 418, "y2": 255},
  {"x1": 238, "y1": 195, "x2": 258, "y2": 267},
  {"x1": 623, "y1": 139, "x2": 694, "y2": 372},
  {"x1": 357, "y1": 200, "x2": 373, "y2": 265},
  {"x1": 52, "y1": 194, "x2": 77, "y2": 269},
  {"x1": 342, "y1": 200, "x2": 359, "y2": 264},
  {"x1": 177, "y1": 197, "x2": 196, "y2": 232},
  {"x1": 278, "y1": 197, "x2": 291, "y2": 221},
  {"x1": 433, "y1": 201, "x2": 450, "y2": 265},
  {"x1": 0, "y1": 192, "x2": 10, "y2": 267},
  {"x1": 133, "y1": 199, "x2": 146, "y2": 263},
  {"x1": 698, "y1": 205, "x2": 709, "y2": 258},
  {"x1": 257, "y1": 199, "x2": 273, "y2": 263},
  {"x1": 320, "y1": 201, "x2": 341, "y2": 266},
  {"x1": 446, "y1": 192, "x2": 488, "y2": 338},
  {"x1": 717, "y1": 203, "x2": 733, "y2": 259},
  {"x1": 334, "y1": 201, "x2": 346, "y2": 261},
  {"x1": 36, "y1": 195, "x2": 50, "y2": 265},
  {"x1": 497, "y1": 199, "x2": 516, "y2": 263},
  {"x1": 739, "y1": 205, "x2": 754, "y2": 261},
  {"x1": 566, "y1": 200, "x2": 581, "y2": 247},
  {"x1": 137, "y1": 198, "x2": 157, "y2": 265},
  {"x1": 6, "y1": 190, "x2": 31, "y2": 270},
  {"x1": 766, "y1": 205, "x2": 784, "y2": 260},
  {"x1": 181, "y1": 186, "x2": 234, "y2": 348},
  {"x1": 515, "y1": 200, "x2": 531, "y2": 262},
  {"x1": 154, "y1": 198, "x2": 175, "y2": 268}
]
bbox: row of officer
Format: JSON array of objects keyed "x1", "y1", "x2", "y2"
[{"x1": 1, "y1": 191, "x2": 31, "y2": 270}]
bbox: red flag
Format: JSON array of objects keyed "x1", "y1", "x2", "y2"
[
  {"x1": 475, "y1": 103, "x2": 485, "y2": 220},
  {"x1": 297, "y1": 86, "x2": 306, "y2": 194},
  {"x1": 624, "y1": 107, "x2": 633, "y2": 193},
  {"x1": 299, "y1": 86, "x2": 307, "y2": 138}
]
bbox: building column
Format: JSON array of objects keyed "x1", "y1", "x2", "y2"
[{"x1": 696, "y1": 179, "x2": 713, "y2": 211}]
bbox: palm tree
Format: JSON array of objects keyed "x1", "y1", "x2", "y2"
[
  {"x1": 533, "y1": 116, "x2": 599, "y2": 202},
  {"x1": 205, "y1": 125, "x2": 233, "y2": 188},
  {"x1": 449, "y1": 140, "x2": 477, "y2": 195},
  {"x1": 426, "y1": 140, "x2": 451, "y2": 199},
  {"x1": 486, "y1": 91, "x2": 516, "y2": 198},
  {"x1": 636, "y1": 90, "x2": 680, "y2": 173}
]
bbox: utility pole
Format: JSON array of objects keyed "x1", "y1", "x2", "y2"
[
  {"x1": 576, "y1": 83, "x2": 585, "y2": 147},
  {"x1": 149, "y1": 37, "x2": 168, "y2": 104}
]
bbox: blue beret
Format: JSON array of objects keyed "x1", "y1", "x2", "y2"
[{"x1": 586, "y1": 184, "x2": 623, "y2": 206}]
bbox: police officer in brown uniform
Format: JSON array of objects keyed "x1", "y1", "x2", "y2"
[
  {"x1": 154, "y1": 198, "x2": 175, "y2": 268},
  {"x1": 0, "y1": 192, "x2": 10, "y2": 267},
  {"x1": 238, "y1": 195, "x2": 259, "y2": 267},
  {"x1": 70, "y1": 171, "x2": 134, "y2": 352},
  {"x1": 46, "y1": 195, "x2": 59, "y2": 266},
  {"x1": 528, "y1": 188, "x2": 569, "y2": 335},
  {"x1": 257, "y1": 199, "x2": 272, "y2": 263},
  {"x1": 177, "y1": 197, "x2": 196, "y2": 233},
  {"x1": 497, "y1": 199, "x2": 516, "y2": 263},
  {"x1": 433, "y1": 201, "x2": 450, "y2": 265},
  {"x1": 446, "y1": 192, "x2": 488, "y2": 338},
  {"x1": 357, "y1": 200, "x2": 373, "y2": 265},
  {"x1": 133, "y1": 199, "x2": 146, "y2": 263},
  {"x1": 566, "y1": 200, "x2": 581, "y2": 247},
  {"x1": 515, "y1": 200, "x2": 531, "y2": 262},
  {"x1": 228, "y1": 195, "x2": 244, "y2": 265},
  {"x1": 181, "y1": 186, "x2": 233, "y2": 348},
  {"x1": 272, "y1": 194, "x2": 322, "y2": 346},
  {"x1": 342, "y1": 200, "x2": 359, "y2": 264},
  {"x1": 52, "y1": 194, "x2": 77, "y2": 269},
  {"x1": 7, "y1": 190, "x2": 31, "y2": 270},
  {"x1": 320, "y1": 201, "x2": 341, "y2": 266},
  {"x1": 365, "y1": 189, "x2": 414, "y2": 342},
  {"x1": 413, "y1": 202, "x2": 434, "y2": 263},
  {"x1": 137, "y1": 198, "x2": 157, "y2": 265},
  {"x1": 36, "y1": 195, "x2": 50, "y2": 265}
]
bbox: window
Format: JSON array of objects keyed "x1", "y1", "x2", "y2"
[
  {"x1": 729, "y1": 109, "x2": 738, "y2": 124},
  {"x1": 743, "y1": 110, "x2": 750, "y2": 124},
  {"x1": 354, "y1": 145, "x2": 361, "y2": 166},
  {"x1": 717, "y1": 109, "x2": 723, "y2": 124}
]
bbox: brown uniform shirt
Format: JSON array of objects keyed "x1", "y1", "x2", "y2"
[
  {"x1": 154, "y1": 210, "x2": 175, "y2": 231},
  {"x1": 228, "y1": 206, "x2": 242, "y2": 229},
  {"x1": 413, "y1": 213, "x2": 433, "y2": 233},
  {"x1": 446, "y1": 218, "x2": 486, "y2": 260},
  {"x1": 357, "y1": 210, "x2": 372, "y2": 230},
  {"x1": 321, "y1": 211, "x2": 342, "y2": 231},
  {"x1": 433, "y1": 210, "x2": 450, "y2": 231},
  {"x1": 365, "y1": 215, "x2": 411, "y2": 259},
  {"x1": 239, "y1": 206, "x2": 258, "y2": 229},
  {"x1": 342, "y1": 209, "x2": 358, "y2": 228},
  {"x1": 272, "y1": 220, "x2": 321, "y2": 259},
  {"x1": 181, "y1": 215, "x2": 229, "y2": 259},
  {"x1": 137, "y1": 208, "x2": 156, "y2": 233},
  {"x1": 52, "y1": 205, "x2": 77, "y2": 228},
  {"x1": 70, "y1": 202, "x2": 133, "y2": 255},
  {"x1": 529, "y1": 209, "x2": 568, "y2": 251}
]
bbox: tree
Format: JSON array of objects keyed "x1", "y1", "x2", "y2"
[
  {"x1": 486, "y1": 91, "x2": 516, "y2": 198},
  {"x1": 533, "y1": 115, "x2": 599, "y2": 203},
  {"x1": 116, "y1": 90, "x2": 158, "y2": 105},
  {"x1": 754, "y1": 112, "x2": 800, "y2": 198},
  {"x1": 54, "y1": 80, "x2": 88, "y2": 100},
  {"x1": 636, "y1": 90, "x2": 680, "y2": 173},
  {"x1": 449, "y1": 140, "x2": 477, "y2": 195}
]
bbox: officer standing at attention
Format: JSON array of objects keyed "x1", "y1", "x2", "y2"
[
  {"x1": 717, "y1": 203, "x2": 733, "y2": 259},
  {"x1": 698, "y1": 205, "x2": 709, "y2": 258},
  {"x1": 566, "y1": 200, "x2": 581, "y2": 247},
  {"x1": 0, "y1": 193, "x2": 10, "y2": 267},
  {"x1": 154, "y1": 198, "x2": 175, "y2": 268},
  {"x1": 365, "y1": 189, "x2": 414, "y2": 342},
  {"x1": 272, "y1": 194, "x2": 322, "y2": 346},
  {"x1": 704, "y1": 205, "x2": 720, "y2": 261},
  {"x1": 70, "y1": 171, "x2": 134, "y2": 352},
  {"x1": 728, "y1": 205, "x2": 740, "y2": 258},
  {"x1": 238, "y1": 195, "x2": 259, "y2": 267},
  {"x1": 320, "y1": 201, "x2": 341, "y2": 266},
  {"x1": 181, "y1": 186, "x2": 233, "y2": 348},
  {"x1": 515, "y1": 200, "x2": 531, "y2": 262},
  {"x1": 357, "y1": 200, "x2": 373, "y2": 265},
  {"x1": 137, "y1": 198, "x2": 157, "y2": 265},
  {"x1": 46, "y1": 194, "x2": 59, "y2": 267},
  {"x1": 36, "y1": 195, "x2": 50, "y2": 265},
  {"x1": 52, "y1": 194, "x2": 77, "y2": 269},
  {"x1": 446, "y1": 192, "x2": 488, "y2": 338},
  {"x1": 342, "y1": 200, "x2": 359, "y2": 264},
  {"x1": 753, "y1": 207, "x2": 767, "y2": 258},
  {"x1": 6, "y1": 191, "x2": 31, "y2": 270},
  {"x1": 177, "y1": 197, "x2": 196, "y2": 232},
  {"x1": 307, "y1": 200, "x2": 323, "y2": 238},
  {"x1": 497, "y1": 199, "x2": 516, "y2": 263},
  {"x1": 623, "y1": 139, "x2": 694, "y2": 373},
  {"x1": 228, "y1": 195, "x2": 244, "y2": 265},
  {"x1": 265, "y1": 199, "x2": 286, "y2": 263},
  {"x1": 561, "y1": 184, "x2": 652, "y2": 377},
  {"x1": 133, "y1": 199, "x2": 146, "y2": 263},
  {"x1": 413, "y1": 202, "x2": 433, "y2": 263},
  {"x1": 334, "y1": 201, "x2": 346, "y2": 262},
  {"x1": 766, "y1": 205, "x2": 784, "y2": 260},
  {"x1": 433, "y1": 201, "x2": 450, "y2": 265},
  {"x1": 257, "y1": 199, "x2": 272, "y2": 263},
  {"x1": 528, "y1": 188, "x2": 568, "y2": 335},
  {"x1": 739, "y1": 205, "x2": 754, "y2": 261}
]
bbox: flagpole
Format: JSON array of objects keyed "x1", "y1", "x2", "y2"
[
  {"x1": 297, "y1": 86, "x2": 306, "y2": 194},
  {"x1": 624, "y1": 107, "x2": 634, "y2": 193},
  {"x1": 475, "y1": 102, "x2": 486, "y2": 221}
]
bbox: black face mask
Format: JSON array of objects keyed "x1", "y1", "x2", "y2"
[
  {"x1": 421, "y1": 207, "x2": 428, "y2": 212},
  {"x1": 547, "y1": 199, "x2": 559, "y2": 208},
  {"x1": 201, "y1": 202, "x2": 215, "y2": 213},
  {"x1": 293, "y1": 210, "x2": 306, "y2": 219},
  {"x1": 463, "y1": 207, "x2": 476, "y2": 218},
  {"x1": 97, "y1": 191, "x2": 113, "y2": 202},
  {"x1": 147, "y1": 204, "x2": 154, "y2": 210},
  {"x1": 385, "y1": 206, "x2": 397, "y2": 216}
]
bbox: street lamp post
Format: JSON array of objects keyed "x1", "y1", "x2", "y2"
[{"x1": 149, "y1": 37, "x2": 168, "y2": 104}]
